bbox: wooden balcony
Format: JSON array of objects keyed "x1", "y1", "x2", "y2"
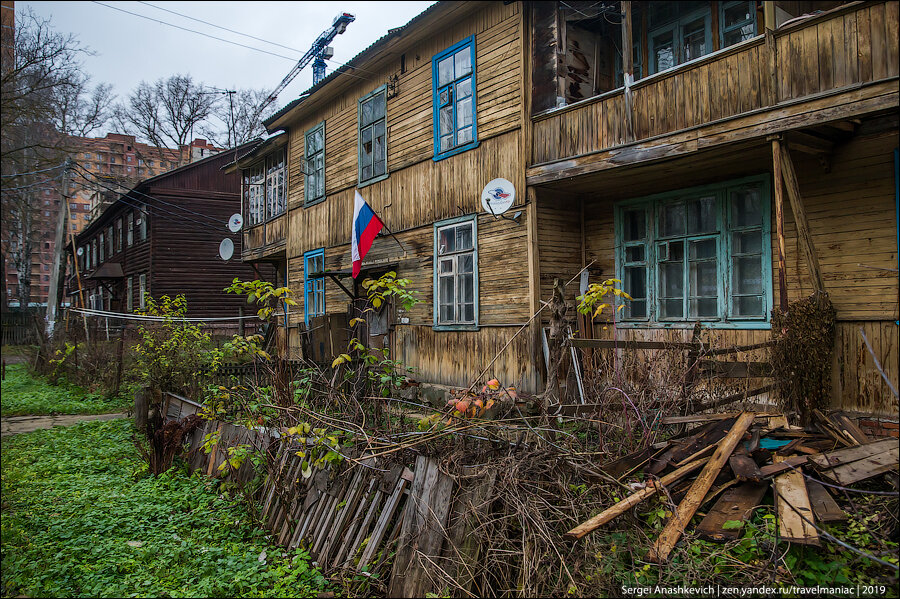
[
  {"x1": 242, "y1": 214, "x2": 286, "y2": 262},
  {"x1": 529, "y1": 1, "x2": 898, "y2": 183}
]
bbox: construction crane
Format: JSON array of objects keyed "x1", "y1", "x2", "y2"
[{"x1": 253, "y1": 12, "x2": 356, "y2": 124}]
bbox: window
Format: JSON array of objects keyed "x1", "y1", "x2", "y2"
[
  {"x1": 720, "y1": 1, "x2": 757, "y2": 47},
  {"x1": 648, "y1": 3, "x2": 712, "y2": 74},
  {"x1": 432, "y1": 37, "x2": 477, "y2": 160},
  {"x1": 138, "y1": 205, "x2": 148, "y2": 241},
  {"x1": 139, "y1": 274, "x2": 146, "y2": 310},
  {"x1": 245, "y1": 148, "x2": 289, "y2": 223},
  {"x1": 98, "y1": 233, "x2": 105, "y2": 263},
  {"x1": 116, "y1": 219, "x2": 122, "y2": 252},
  {"x1": 614, "y1": 176, "x2": 771, "y2": 326},
  {"x1": 127, "y1": 212, "x2": 134, "y2": 246},
  {"x1": 110, "y1": 156, "x2": 116, "y2": 164},
  {"x1": 245, "y1": 164, "x2": 265, "y2": 225},
  {"x1": 126, "y1": 276, "x2": 133, "y2": 312},
  {"x1": 106, "y1": 226, "x2": 113, "y2": 257},
  {"x1": 304, "y1": 122, "x2": 325, "y2": 205},
  {"x1": 304, "y1": 249, "x2": 325, "y2": 325},
  {"x1": 358, "y1": 86, "x2": 387, "y2": 185},
  {"x1": 434, "y1": 216, "x2": 478, "y2": 328}
]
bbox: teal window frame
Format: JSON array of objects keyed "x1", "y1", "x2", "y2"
[
  {"x1": 719, "y1": 1, "x2": 758, "y2": 48},
  {"x1": 614, "y1": 175, "x2": 772, "y2": 329},
  {"x1": 304, "y1": 248, "x2": 325, "y2": 326},
  {"x1": 433, "y1": 214, "x2": 479, "y2": 331},
  {"x1": 304, "y1": 121, "x2": 326, "y2": 206},
  {"x1": 432, "y1": 36, "x2": 478, "y2": 161},
  {"x1": 358, "y1": 85, "x2": 388, "y2": 188},
  {"x1": 648, "y1": 4, "x2": 714, "y2": 75}
]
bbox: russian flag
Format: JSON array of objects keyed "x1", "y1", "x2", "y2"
[{"x1": 351, "y1": 190, "x2": 384, "y2": 278}]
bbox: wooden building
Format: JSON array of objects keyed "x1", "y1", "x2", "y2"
[
  {"x1": 247, "y1": 1, "x2": 898, "y2": 416},
  {"x1": 71, "y1": 147, "x2": 268, "y2": 328}
]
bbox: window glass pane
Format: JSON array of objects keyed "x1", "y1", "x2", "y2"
[
  {"x1": 660, "y1": 202, "x2": 685, "y2": 237},
  {"x1": 438, "y1": 228, "x2": 455, "y2": 254},
  {"x1": 454, "y1": 48, "x2": 471, "y2": 78},
  {"x1": 623, "y1": 209, "x2": 646, "y2": 241},
  {"x1": 625, "y1": 245, "x2": 645, "y2": 263},
  {"x1": 440, "y1": 304, "x2": 454, "y2": 322},
  {"x1": 682, "y1": 17, "x2": 708, "y2": 61},
  {"x1": 458, "y1": 254, "x2": 473, "y2": 274},
  {"x1": 373, "y1": 121, "x2": 385, "y2": 169},
  {"x1": 724, "y1": 2, "x2": 752, "y2": 29},
  {"x1": 439, "y1": 106, "x2": 453, "y2": 136},
  {"x1": 315, "y1": 128, "x2": 324, "y2": 151},
  {"x1": 441, "y1": 135, "x2": 453, "y2": 153},
  {"x1": 463, "y1": 303, "x2": 475, "y2": 323},
  {"x1": 374, "y1": 159, "x2": 386, "y2": 177},
  {"x1": 733, "y1": 256, "x2": 762, "y2": 295},
  {"x1": 653, "y1": 30, "x2": 675, "y2": 72},
  {"x1": 689, "y1": 238, "x2": 716, "y2": 260},
  {"x1": 457, "y1": 127, "x2": 473, "y2": 146},
  {"x1": 373, "y1": 91, "x2": 385, "y2": 119},
  {"x1": 733, "y1": 295, "x2": 763, "y2": 316},
  {"x1": 360, "y1": 127, "x2": 373, "y2": 166},
  {"x1": 731, "y1": 186, "x2": 762, "y2": 227},
  {"x1": 687, "y1": 196, "x2": 716, "y2": 234},
  {"x1": 691, "y1": 297, "x2": 718, "y2": 317},
  {"x1": 456, "y1": 224, "x2": 473, "y2": 251},
  {"x1": 456, "y1": 78, "x2": 472, "y2": 99},
  {"x1": 440, "y1": 258, "x2": 453, "y2": 274},
  {"x1": 438, "y1": 56, "x2": 454, "y2": 86},
  {"x1": 457, "y1": 97, "x2": 473, "y2": 129},
  {"x1": 732, "y1": 231, "x2": 761, "y2": 254},
  {"x1": 440, "y1": 275, "x2": 454, "y2": 306},
  {"x1": 624, "y1": 265, "x2": 647, "y2": 318},
  {"x1": 689, "y1": 260, "x2": 717, "y2": 299},
  {"x1": 439, "y1": 88, "x2": 450, "y2": 105},
  {"x1": 461, "y1": 273, "x2": 474, "y2": 304},
  {"x1": 361, "y1": 98, "x2": 374, "y2": 127}
]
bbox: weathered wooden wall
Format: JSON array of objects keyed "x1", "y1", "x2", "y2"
[{"x1": 531, "y1": 1, "x2": 899, "y2": 166}]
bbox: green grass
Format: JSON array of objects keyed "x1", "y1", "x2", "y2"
[
  {"x1": 0, "y1": 363, "x2": 130, "y2": 416},
  {"x1": 0, "y1": 419, "x2": 330, "y2": 598}
]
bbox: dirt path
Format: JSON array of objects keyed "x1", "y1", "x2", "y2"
[{"x1": 1, "y1": 412, "x2": 129, "y2": 437}]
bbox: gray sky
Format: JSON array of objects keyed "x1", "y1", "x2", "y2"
[{"x1": 22, "y1": 1, "x2": 435, "y2": 129}]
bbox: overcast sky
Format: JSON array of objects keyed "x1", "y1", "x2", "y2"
[{"x1": 21, "y1": 1, "x2": 435, "y2": 132}]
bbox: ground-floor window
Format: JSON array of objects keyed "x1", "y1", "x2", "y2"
[
  {"x1": 433, "y1": 215, "x2": 478, "y2": 329},
  {"x1": 615, "y1": 175, "x2": 771, "y2": 326},
  {"x1": 304, "y1": 249, "x2": 325, "y2": 325}
]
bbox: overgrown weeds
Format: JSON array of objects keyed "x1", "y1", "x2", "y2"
[{"x1": 0, "y1": 362, "x2": 129, "y2": 416}]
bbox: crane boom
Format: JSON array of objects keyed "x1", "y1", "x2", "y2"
[{"x1": 253, "y1": 12, "x2": 355, "y2": 125}]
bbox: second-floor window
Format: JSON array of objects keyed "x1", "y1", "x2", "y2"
[
  {"x1": 243, "y1": 148, "x2": 286, "y2": 226},
  {"x1": 305, "y1": 122, "x2": 325, "y2": 205},
  {"x1": 358, "y1": 86, "x2": 387, "y2": 185},
  {"x1": 245, "y1": 164, "x2": 265, "y2": 225},
  {"x1": 126, "y1": 276, "x2": 133, "y2": 312},
  {"x1": 116, "y1": 219, "x2": 122, "y2": 252},
  {"x1": 432, "y1": 37, "x2": 477, "y2": 160},
  {"x1": 139, "y1": 273, "x2": 147, "y2": 310},
  {"x1": 139, "y1": 205, "x2": 148, "y2": 241},
  {"x1": 127, "y1": 212, "x2": 134, "y2": 246},
  {"x1": 265, "y1": 150, "x2": 286, "y2": 220},
  {"x1": 98, "y1": 233, "x2": 105, "y2": 263}
]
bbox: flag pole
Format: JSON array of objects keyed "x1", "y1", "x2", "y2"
[{"x1": 378, "y1": 219, "x2": 406, "y2": 254}]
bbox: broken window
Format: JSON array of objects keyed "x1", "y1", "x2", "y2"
[
  {"x1": 358, "y1": 86, "x2": 387, "y2": 185},
  {"x1": 432, "y1": 37, "x2": 477, "y2": 160},
  {"x1": 434, "y1": 217, "x2": 477, "y2": 328},
  {"x1": 305, "y1": 122, "x2": 326, "y2": 205},
  {"x1": 615, "y1": 176, "x2": 770, "y2": 325}
]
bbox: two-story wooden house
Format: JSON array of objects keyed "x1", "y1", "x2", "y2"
[
  {"x1": 72, "y1": 147, "x2": 268, "y2": 329},
  {"x1": 244, "y1": 1, "x2": 897, "y2": 415}
]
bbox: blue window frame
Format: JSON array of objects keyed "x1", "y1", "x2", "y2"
[
  {"x1": 614, "y1": 175, "x2": 772, "y2": 328},
  {"x1": 432, "y1": 37, "x2": 478, "y2": 161},
  {"x1": 304, "y1": 249, "x2": 325, "y2": 325},
  {"x1": 433, "y1": 215, "x2": 478, "y2": 330}
]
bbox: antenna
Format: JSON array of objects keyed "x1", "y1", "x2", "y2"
[
  {"x1": 228, "y1": 213, "x2": 244, "y2": 232},
  {"x1": 481, "y1": 178, "x2": 516, "y2": 218},
  {"x1": 219, "y1": 238, "x2": 235, "y2": 261}
]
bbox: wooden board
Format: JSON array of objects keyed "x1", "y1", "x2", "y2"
[
  {"x1": 729, "y1": 448, "x2": 763, "y2": 482},
  {"x1": 819, "y1": 447, "x2": 899, "y2": 485},
  {"x1": 771, "y1": 416, "x2": 819, "y2": 546},
  {"x1": 808, "y1": 438, "x2": 897, "y2": 469},
  {"x1": 806, "y1": 480, "x2": 846, "y2": 523},
  {"x1": 696, "y1": 482, "x2": 768, "y2": 541}
]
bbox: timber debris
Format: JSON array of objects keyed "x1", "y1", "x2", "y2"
[{"x1": 566, "y1": 410, "x2": 899, "y2": 562}]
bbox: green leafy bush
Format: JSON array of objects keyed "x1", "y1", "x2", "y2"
[{"x1": 0, "y1": 419, "x2": 329, "y2": 598}]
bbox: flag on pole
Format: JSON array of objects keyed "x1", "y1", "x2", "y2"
[{"x1": 351, "y1": 190, "x2": 384, "y2": 278}]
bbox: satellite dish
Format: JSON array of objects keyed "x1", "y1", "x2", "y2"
[
  {"x1": 228, "y1": 213, "x2": 243, "y2": 232},
  {"x1": 219, "y1": 238, "x2": 234, "y2": 261},
  {"x1": 76, "y1": 247, "x2": 84, "y2": 256},
  {"x1": 481, "y1": 178, "x2": 515, "y2": 216}
]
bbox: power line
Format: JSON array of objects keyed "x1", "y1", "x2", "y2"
[
  {"x1": 91, "y1": 1, "x2": 298, "y2": 62},
  {"x1": 136, "y1": 1, "x2": 304, "y2": 56},
  {"x1": 0, "y1": 171, "x2": 67, "y2": 192},
  {"x1": 0, "y1": 163, "x2": 67, "y2": 178}
]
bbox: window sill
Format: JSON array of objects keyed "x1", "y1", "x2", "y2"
[
  {"x1": 614, "y1": 320, "x2": 771, "y2": 330},
  {"x1": 357, "y1": 173, "x2": 389, "y2": 190},
  {"x1": 304, "y1": 197, "x2": 326, "y2": 208},
  {"x1": 433, "y1": 141, "x2": 479, "y2": 162},
  {"x1": 433, "y1": 324, "x2": 479, "y2": 332}
]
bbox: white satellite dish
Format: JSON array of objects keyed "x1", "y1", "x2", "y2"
[
  {"x1": 481, "y1": 178, "x2": 515, "y2": 216},
  {"x1": 228, "y1": 213, "x2": 244, "y2": 232},
  {"x1": 76, "y1": 247, "x2": 84, "y2": 256},
  {"x1": 219, "y1": 238, "x2": 234, "y2": 261}
]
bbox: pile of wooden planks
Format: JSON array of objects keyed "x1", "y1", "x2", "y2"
[{"x1": 566, "y1": 410, "x2": 898, "y2": 562}]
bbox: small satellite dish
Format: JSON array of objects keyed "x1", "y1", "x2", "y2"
[
  {"x1": 228, "y1": 213, "x2": 243, "y2": 232},
  {"x1": 76, "y1": 247, "x2": 84, "y2": 256},
  {"x1": 219, "y1": 238, "x2": 234, "y2": 261},
  {"x1": 481, "y1": 178, "x2": 515, "y2": 216}
]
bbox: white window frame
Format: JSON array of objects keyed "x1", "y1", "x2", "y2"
[{"x1": 433, "y1": 215, "x2": 478, "y2": 330}]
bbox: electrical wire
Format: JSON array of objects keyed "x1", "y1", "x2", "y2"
[
  {"x1": 136, "y1": 1, "x2": 304, "y2": 56},
  {"x1": 0, "y1": 171, "x2": 68, "y2": 192},
  {"x1": 0, "y1": 162, "x2": 67, "y2": 178},
  {"x1": 91, "y1": 1, "x2": 297, "y2": 62}
]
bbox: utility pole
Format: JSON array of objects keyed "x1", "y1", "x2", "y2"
[{"x1": 45, "y1": 158, "x2": 72, "y2": 339}]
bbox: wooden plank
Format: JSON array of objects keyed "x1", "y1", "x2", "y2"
[
  {"x1": 759, "y1": 454, "x2": 810, "y2": 478},
  {"x1": 648, "y1": 412, "x2": 756, "y2": 562},
  {"x1": 806, "y1": 480, "x2": 846, "y2": 523},
  {"x1": 343, "y1": 486, "x2": 383, "y2": 569},
  {"x1": 334, "y1": 476, "x2": 378, "y2": 569},
  {"x1": 321, "y1": 466, "x2": 367, "y2": 568},
  {"x1": 773, "y1": 455, "x2": 820, "y2": 545},
  {"x1": 831, "y1": 412, "x2": 872, "y2": 445},
  {"x1": 571, "y1": 338, "x2": 701, "y2": 350},
  {"x1": 699, "y1": 360, "x2": 773, "y2": 378},
  {"x1": 565, "y1": 456, "x2": 711, "y2": 539},
  {"x1": 729, "y1": 448, "x2": 763, "y2": 482},
  {"x1": 696, "y1": 481, "x2": 768, "y2": 541},
  {"x1": 650, "y1": 417, "x2": 738, "y2": 475},
  {"x1": 442, "y1": 469, "x2": 497, "y2": 597},
  {"x1": 779, "y1": 144, "x2": 825, "y2": 293},
  {"x1": 357, "y1": 467, "x2": 413, "y2": 572},
  {"x1": 820, "y1": 447, "x2": 899, "y2": 485}
]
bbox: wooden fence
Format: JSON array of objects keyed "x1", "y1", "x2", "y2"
[
  {"x1": 1, "y1": 311, "x2": 42, "y2": 346},
  {"x1": 185, "y1": 419, "x2": 481, "y2": 597}
]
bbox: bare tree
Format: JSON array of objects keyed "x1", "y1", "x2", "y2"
[
  {"x1": 201, "y1": 87, "x2": 275, "y2": 148},
  {"x1": 1, "y1": 9, "x2": 107, "y2": 309},
  {"x1": 114, "y1": 74, "x2": 216, "y2": 163}
]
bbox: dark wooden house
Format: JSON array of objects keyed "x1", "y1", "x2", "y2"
[{"x1": 71, "y1": 147, "x2": 270, "y2": 328}]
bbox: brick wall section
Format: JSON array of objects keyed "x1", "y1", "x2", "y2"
[{"x1": 857, "y1": 419, "x2": 900, "y2": 439}]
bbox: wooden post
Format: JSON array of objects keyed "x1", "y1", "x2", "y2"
[
  {"x1": 621, "y1": 1, "x2": 636, "y2": 142},
  {"x1": 764, "y1": 1, "x2": 778, "y2": 105},
  {"x1": 779, "y1": 144, "x2": 826, "y2": 294},
  {"x1": 771, "y1": 137, "x2": 789, "y2": 310},
  {"x1": 239, "y1": 305, "x2": 245, "y2": 337},
  {"x1": 113, "y1": 323, "x2": 126, "y2": 397}
]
